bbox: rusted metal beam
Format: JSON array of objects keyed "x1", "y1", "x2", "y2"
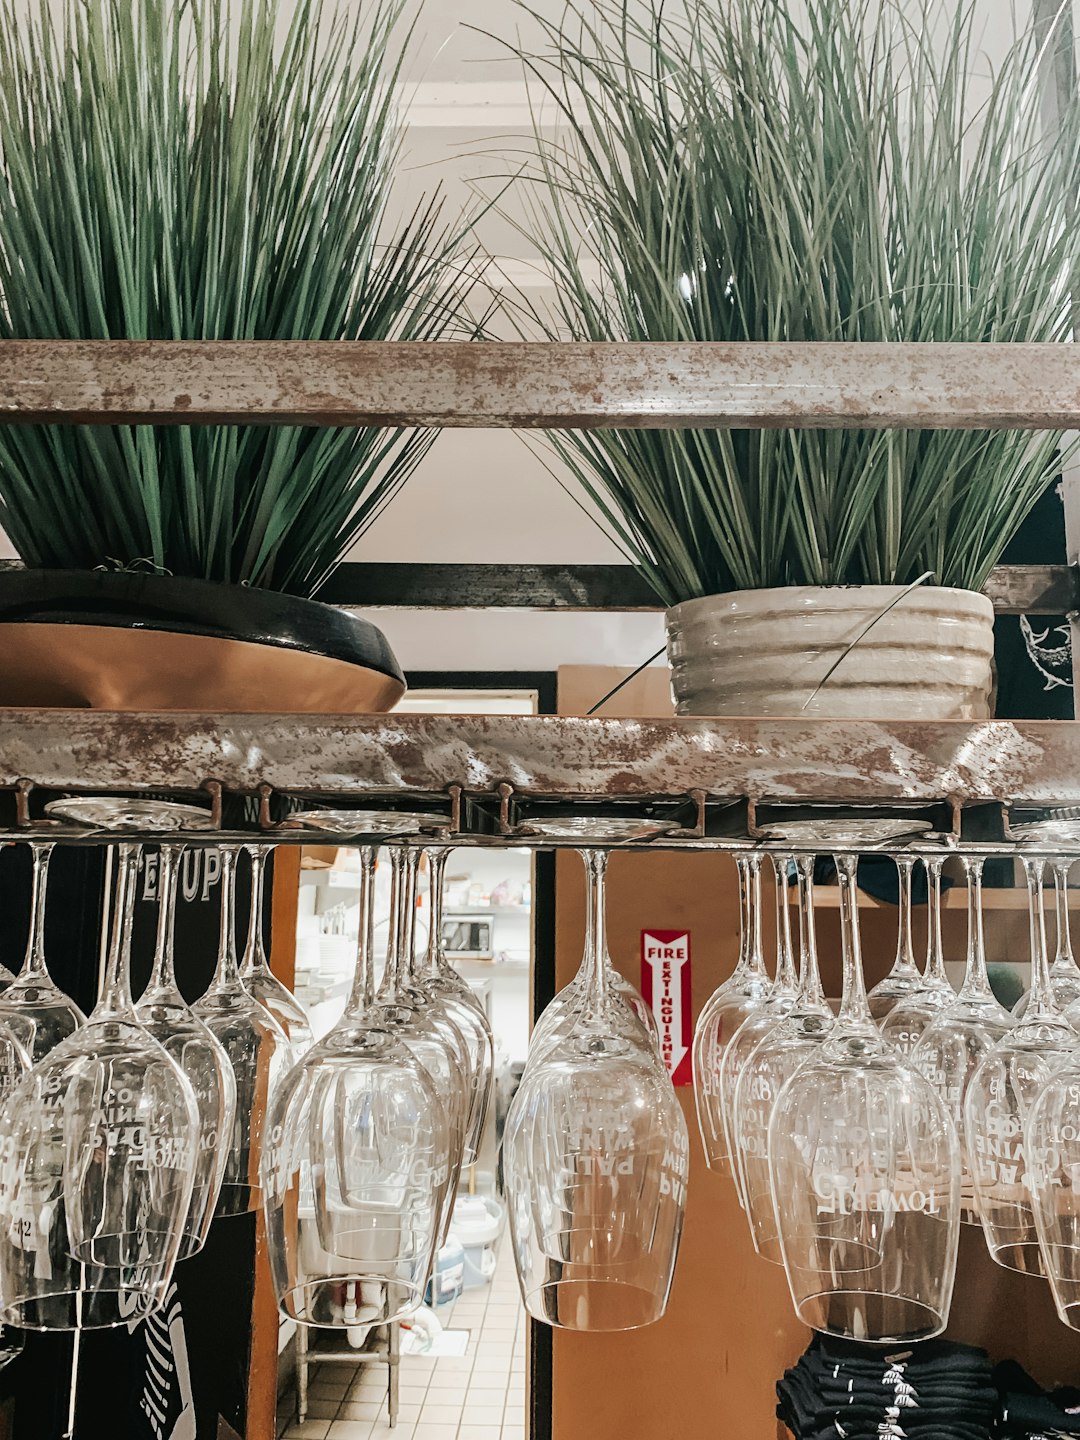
[
  {"x1": 3, "y1": 340, "x2": 1080, "y2": 429},
  {"x1": 322, "y1": 561, "x2": 1079, "y2": 615},
  {"x1": 1, "y1": 711, "x2": 1079, "y2": 807}
]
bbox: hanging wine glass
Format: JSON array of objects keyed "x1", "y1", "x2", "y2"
[
  {"x1": 410, "y1": 847, "x2": 494, "y2": 1168},
  {"x1": 135, "y1": 845, "x2": 237, "y2": 1260},
  {"x1": 503, "y1": 848, "x2": 687, "y2": 1330},
  {"x1": 965, "y1": 856, "x2": 1076, "y2": 1275},
  {"x1": 0, "y1": 842, "x2": 84, "y2": 1063},
  {"x1": 910, "y1": 856, "x2": 1015, "y2": 1220},
  {"x1": 193, "y1": 847, "x2": 291, "y2": 1218},
  {"x1": 733, "y1": 854, "x2": 834, "y2": 1263},
  {"x1": 880, "y1": 854, "x2": 956, "y2": 1054},
  {"x1": 867, "y1": 857, "x2": 924, "y2": 1020},
  {"x1": 720, "y1": 855, "x2": 799, "y2": 1206},
  {"x1": 692, "y1": 854, "x2": 771, "y2": 1174},
  {"x1": 263, "y1": 846, "x2": 450, "y2": 1326},
  {"x1": 368, "y1": 847, "x2": 469, "y2": 1237},
  {"x1": 0, "y1": 844, "x2": 199, "y2": 1329},
  {"x1": 526, "y1": 850, "x2": 658, "y2": 1074},
  {"x1": 526, "y1": 830, "x2": 657, "y2": 1062},
  {"x1": 768, "y1": 851, "x2": 960, "y2": 1342},
  {"x1": 239, "y1": 844, "x2": 313, "y2": 1056}
]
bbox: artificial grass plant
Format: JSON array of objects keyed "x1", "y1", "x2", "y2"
[
  {"x1": 495, "y1": 0, "x2": 1080, "y2": 607},
  {"x1": 0, "y1": 0, "x2": 478, "y2": 596}
]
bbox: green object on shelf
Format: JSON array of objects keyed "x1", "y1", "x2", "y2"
[
  {"x1": 500, "y1": 0, "x2": 1080, "y2": 606},
  {"x1": 0, "y1": 0, "x2": 479, "y2": 597}
]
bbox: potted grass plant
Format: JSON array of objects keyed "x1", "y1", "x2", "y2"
[
  {"x1": 496, "y1": 0, "x2": 1080, "y2": 718},
  {"x1": 0, "y1": 0, "x2": 478, "y2": 712}
]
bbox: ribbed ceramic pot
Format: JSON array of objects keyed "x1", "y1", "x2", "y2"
[{"x1": 665, "y1": 585, "x2": 995, "y2": 719}]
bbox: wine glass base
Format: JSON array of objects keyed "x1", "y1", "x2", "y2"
[
  {"x1": 794, "y1": 1291, "x2": 948, "y2": 1344},
  {"x1": 986, "y1": 1239, "x2": 1046, "y2": 1277},
  {"x1": 278, "y1": 1279, "x2": 425, "y2": 1328},
  {"x1": 215, "y1": 1183, "x2": 262, "y2": 1218},
  {"x1": 68, "y1": 1227, "x2": 182, "y2": 1269},
  {"x1": 0, "y1": 1288, "x2": 167, "y2": 1330},
  {"x1": 523, "y1": 1279, "x2": 668, "y2": 1331}
]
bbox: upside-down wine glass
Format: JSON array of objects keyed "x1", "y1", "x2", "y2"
[
  {"x1": 965, "y1": 856, "x2": 1076, "y2": 1275},
  {"x1": 193, "y1": 847, "x2": 291, "y2": 1217},
  {"x1": 136, "y1": 845, "x2": 237, "y2": 1259},
  {"x1": 692, "y1": 853, "x2": 771, "y2": 1174},
  {"x1": 0, "y1": 844, "x2": 199, "y2": 1329},
  {"x1": 240, "y1": 845, "x2": 313, "y2": 1057},
  {"x1": 769, "y1": 852, "x2": 960, "y2": 1342},
  {"x1": 503, "y1": 848, "x2": 687, "y2": 1330},
  {"x1": 734, "y1": 854, "x2": 834, "y2": 1262},
  {"x1": 880, "y1": 854, "x2": 955, "y2": 1054},
  {"x1": 263, "y1": 846, "x2": 451, "y2": 1327},
  {"x1": 721, "y1": 855, "x2": 799, "y2": 1207},
  {"x1": 412, "y1": 847, "x2": 494, "y2": 1168},
  {"x1": 370, "y1": 847, "x2": 468, "y2": 1236},
  {"x1": 867, "y1": 856, "x2": 923, "y2": 1021},
  {"x1": 910, "y1": 856, "x2": 1015, "y2": 1221},
  {"x1": 0, "y1": 842, "x2": 85, "y2": 1063},
  {"x1": 527, "y1": 849, "x2": 657, "y2": 1065}
]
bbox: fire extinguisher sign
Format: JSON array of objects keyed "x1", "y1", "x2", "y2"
[{"x1": 641, "y1": 930, "x2": 693, "y2": 1085}]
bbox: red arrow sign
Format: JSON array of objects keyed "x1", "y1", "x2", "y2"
[{"x1": 641, "y1": 930, "x2": 693, "y2": 1085}]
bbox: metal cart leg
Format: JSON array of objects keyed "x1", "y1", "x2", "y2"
[
  {"x1": 297, "y1": 1323, "x2": 309, "y2": 1425},
  {"x1": 387, "y1": 1321, "x2": 400, "y2": 1428}
]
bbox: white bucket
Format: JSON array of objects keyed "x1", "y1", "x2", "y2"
[{"x1": 665, "y1": 585, "x2": 995, "y2": 720}]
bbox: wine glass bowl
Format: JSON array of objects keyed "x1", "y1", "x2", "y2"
[
  {"x1": 193, "y1": 847, "x2": 291, "y2": 1217},
  {"x1": 0, "y1": 844, "x2": 199, "y2": 1330},
  {"x1": 505, "y1": 849, "x2": 687, "y2": 1331},
  {"x1": 965, "y1": 857, "x2": 1076, "y2": 1275},
  {"x1": 768, "y1": 852, "x2": 960, "y2": 1342},
  {"x1": 734, "y1": 855, "x2": 834, "y2": 1262},
  {"x1": 135, "y1": 845, "x2": 237, "y2": 1259},
  {"x1": 262, "y1": 844, "x2": 452, "y2": 1327}
]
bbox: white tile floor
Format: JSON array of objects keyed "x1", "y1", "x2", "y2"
[{"x1": 279, "y1": 1241, "x2": 527, "y2": 1440}]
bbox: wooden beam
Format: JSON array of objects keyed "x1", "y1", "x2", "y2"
[
  {"x1": 319, "y1": 561, "x2": 1079, "y2": 615},
  {"x1": 3, "y1": 340, "x2": 1080, "y2": 429}
]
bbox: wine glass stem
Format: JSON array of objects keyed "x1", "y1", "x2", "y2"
[
  {"x1": 894, "y1": 856, "x2": 916, "y2": 973},
  {"x1": 795, "y1": 855, "x2": 825, "y2": 1004},
  {"x1": 98, "y1": 843, "x2": 141, "y2": 1015},
  {"x1": 241, "y1": 845, "x2": 270, "y2": 977},
  {"x1": 924, "y1": 858, "x2": 948, "y2": 985},
  {"x1": 403, "y1": 849, "x2": 420, "y2": 980},
  {"x1": 580, "y1": 849, "x2": 610, "y2": 1015},
  {"x1": 344, "y1": 847, "x2": 377, "y2": 1018},
  {"x1": 835, "y1": 853, "x2": 873, "y2": 1027},
  {"x1": 147, "y1": 845, "x2": 181, "y2": 990},
  {"x1": 1024, "y1": 857, "x2": 1055, "y2": 1013},
  {"x1": 960, "y1": 857, "x2": 991, "y2": 997},
  {"x1": 736, "y1": 854, "x2": 766, "y2": 977},
  {"x1": 213, "y1": 848, "x2": 241, "y2": 986},
  {"x1": 379, "y1": 847, "x2": 407, "y2": 998},
  {"x1": 773, "y1": 855, "x2": 797, "y2": 988},
  {"x1": 1054, "y1": 858, "x2": 1075, "y2": 970},
  {"x1": 425, "y1": 847, "x2": 451, "y2": 978},
  {"x1": 21, "y1": 841, "x2": 54, "y2": 979}
]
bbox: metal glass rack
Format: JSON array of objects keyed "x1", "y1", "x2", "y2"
[{"x1": 2, "y1": 339, "x2": 1080, "y2": 852}]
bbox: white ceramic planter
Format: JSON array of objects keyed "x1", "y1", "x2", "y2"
[{"x1": 665, "y1": 585, "x2": 995, "y2": 719}]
